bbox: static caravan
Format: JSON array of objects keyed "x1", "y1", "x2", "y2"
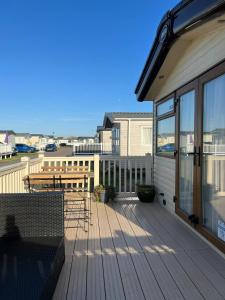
[
  {"x1": 135, "y1": 0, "x2": 225, "y2": 253},
  {"x1": 102, "y1": 112, "x2": 153, "y2": 156}
]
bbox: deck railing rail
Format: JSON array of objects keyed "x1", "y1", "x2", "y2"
[
  {"x1": 0, "y1": 153, "x2": 152, "y2": 194},
  {"x1": 100, "y1": 155, "x2": 152, "y2": 194},
  {"x1": 0, "y1": 157, "x2": 42, "y2": 193},
  {"x1": 73, "y1": 143, "x2": 112, "y2": 155}
]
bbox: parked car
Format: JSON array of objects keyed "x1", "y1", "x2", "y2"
[
  {"x1": 159, "y1": 143, "x2": 176, "y2": 153},
  {"x1": 59, "y1": 143, "x2": 67, "y2": 147},
  {"x1": 15, "y1": 144, "x2": 36, "y2": 153},
  {"x1": 45, "y1": 144, "x2": 57, "y2": 152},
  {"x1": 29, "y1": 146, "x2": 37, "y2": 152}
]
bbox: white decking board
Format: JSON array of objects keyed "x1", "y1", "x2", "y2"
[
  {"x1": 86, "y1": 201, "x2": 105, "y2": 300},
  {"x1": 53, "y1": 200, "x2": 225, "y2": 300},
  {"x1": 98, "y1": 202, "x2": 126, "y2": 300},
  {"x1": 105, "y1": 204, "x2": 146, "y2": 300}
]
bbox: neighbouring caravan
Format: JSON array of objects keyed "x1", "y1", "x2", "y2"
[
  {"x1": 102, "y1": 112, "x2": 153, "y2": 156},
  {"x1": 135, "y1": 0, "x2": 225, "y2": 253}
]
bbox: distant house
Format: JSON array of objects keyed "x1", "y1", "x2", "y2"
[
  {"x1": 102, "y1": 112, "x2": 153, "y2": 156},
  {"x1": 55, "y1": 137, "x2": 69, "y2": 146},
  {"x1": 0, "y1": 130, "x2": 16, "y2": 146},
  {"x1": 135, "y1": 1, "x2": 225, "y2": 253},
  {"x1": 29, "y1": 134, "x2": 44, "y2": 147},
  {"x1": 97, "y1": 126, "x2": 112, "y2": 154},
  {"x1": 15, "y1": 133, "x2": 30, "y2": 145},
  {"x1": 28, "y1": 134, "x2": 55, "y2": 149}
]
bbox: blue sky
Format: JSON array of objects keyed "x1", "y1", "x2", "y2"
[{"x1": 0, "y1": 0, "x2": 179, "y2": 136}]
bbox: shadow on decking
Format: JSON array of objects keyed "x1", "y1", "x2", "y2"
[{"x1": 54, "y1": 201, "x2": 225, "y2": 300}]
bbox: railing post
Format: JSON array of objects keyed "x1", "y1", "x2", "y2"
[
  {"x1": 21, "y1": 156, "x2": 31, "y2": 175},
  {"x1": 38, "y1": 153, "x2": 45, "y2": 167},
  {"x1": 94, "y1": 154, "x2": 100, "y2": 187},
  {"x1": 145, "y1": 154, "x2": 152, "y2": 185}
]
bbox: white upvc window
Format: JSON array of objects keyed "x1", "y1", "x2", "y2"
[{"x1": 142, "y1": 127, "x2": 152, "y2": 145}]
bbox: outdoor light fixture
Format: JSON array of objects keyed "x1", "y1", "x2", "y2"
[{"x1": 159, "y1": 25, "x2": 168, "y2": 42}]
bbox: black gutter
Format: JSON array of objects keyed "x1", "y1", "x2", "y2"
[{"x1": 135, "y1": 0, "x2": 225, "y2": 101}]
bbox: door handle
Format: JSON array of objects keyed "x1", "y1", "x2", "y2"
[
  {"x1": 193, "y1": 146, "x2": 201, "y2": 167},
  {"x1": 197, "y1": 146, "x2": 201, "y2": 167},
  {"x1": 189, "y1": 146, "x2": 197, "y2": 165}
]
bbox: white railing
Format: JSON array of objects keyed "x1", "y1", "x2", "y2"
[
  {"x1": 73, "y1": 143, "x2": 112, "y2": 155},
  {"x1": 100, "y1": 155, "x2": 152, "y2": 194},
  {"x1": 28, "y1": 157, "x2": 43, "y2": 174},
  {"x1": 0, "y1": 154, "x2": 152, "y2": 195},
  {"x1": 0, "y1": 144, "x2": 13, "y2": 158},
  {"x1": 0, "y1": 156, "x2": 42, "y2": 193},
  {"x1": 43, "y1": 154, "x2": 152, "y2": 194},
  {"x1": 203, "y1": 144, "x2": 225, "y2": 155},
  {"x1": 42, "y1": 155, "x2": 98, "y2": 192},
  {"x1": 0, "y1": 162, "x2": 26, "y2": 193}
]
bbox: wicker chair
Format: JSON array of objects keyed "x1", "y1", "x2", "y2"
[{"x1": 0, "y1": 193, "x2": 65, "y2": 300}]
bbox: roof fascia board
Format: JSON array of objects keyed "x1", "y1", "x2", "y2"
[{"x1": 135, "y1": 0, "x2": 225, "y2": 101}]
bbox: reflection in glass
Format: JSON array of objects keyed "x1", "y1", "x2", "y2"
[
  {"x1": 202, "y1": 73, "x2": 225, "y2": 242},
  {"x1": 157, "y1": 117, "x2": 175, "y2": 155},
  {"x1": 179, "y1": 90, "x2": 195, "y2": 215},
  {"x1": 112, "y1": 126, "x2": 120, "y2": 155},
  {"x1": 157, "y1": 98, "x2": 174, "y2": 117}
]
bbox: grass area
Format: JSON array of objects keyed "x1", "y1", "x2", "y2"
[{"x1": 0, "y1": 153, "x2": 38, "y2": 166}]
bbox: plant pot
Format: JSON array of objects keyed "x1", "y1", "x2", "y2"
[
  {"x1": 100, "y1": 190, "x2": 107, "y2": 203},
  {"x1": 136, "y1": 184, "x2": 155, "y2": 202},
  {"x1": 106, "y1": 186, "x2": 116, "y2": 202}
]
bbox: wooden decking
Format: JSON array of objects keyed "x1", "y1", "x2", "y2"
[{"x1": 54, "y1": 200, "x2": 225, "y2": 300}]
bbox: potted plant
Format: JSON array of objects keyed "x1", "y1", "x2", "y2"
[
  {"x1": 94, "y1": 184, "x2": 106, "y2": 202},
  {"x1": 136, "y1": 184, "x2": 155, "y2": 202},
  {"x1": 106, "y1": 186, "x2": 116, "y2": 202}
]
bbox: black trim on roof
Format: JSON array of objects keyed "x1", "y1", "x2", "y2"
[
  {"x1": 0, "y1": 130, "x2": 16, "y2": 135},
  {"x1": 103, "y1": 112, "x2": 153, "y2": 129},
  {"x1": 135, "y1": 0, "x2": 225, "y2": 101}
]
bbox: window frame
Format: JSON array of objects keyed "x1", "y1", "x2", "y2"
[
  {"x1": 141, "y1": 126, "x2": 152, "y2": 146},
  {"x1": 112, "y1": 124, "x2": 120, "y2": 155},
  {"x1": 156, "y1": 96, "x2": 175, "y2": 118},
  {"x1": 156, "y1": 93, "x2": 176, "y2": 158}
]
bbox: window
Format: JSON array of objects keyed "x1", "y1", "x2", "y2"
[
  {"x1": 142, "y1": 127, "x2": 152, "y2": 145},
  {"x1": 112, "y1": 126, "x2": 120, "y2": 154},
  {"x1": 157, "y1": 97, "x2": 174, "y2": 117},
  {"x1": 156, "y1": 96, "x2": 175, "y2": 157}
]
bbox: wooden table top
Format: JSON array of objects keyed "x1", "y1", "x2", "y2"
[{"x1": 24, "y1": 171, "x2": 94, "y2": 179}]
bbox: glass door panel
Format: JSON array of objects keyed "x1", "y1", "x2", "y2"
[
  {"x1": 202, "y1": 73, "x2": 225, "y2": 242},
  {"x1": 179, "y1": 90, "x2": 195, "y2": 215}
]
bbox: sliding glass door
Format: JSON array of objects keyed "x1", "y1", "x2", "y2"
[
  {"x1": 175, "y1": 63, "x2": 225, "y2": 252},
  {"x1": 201, "y1": 73, "x2": 225, "y2": 244}
]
